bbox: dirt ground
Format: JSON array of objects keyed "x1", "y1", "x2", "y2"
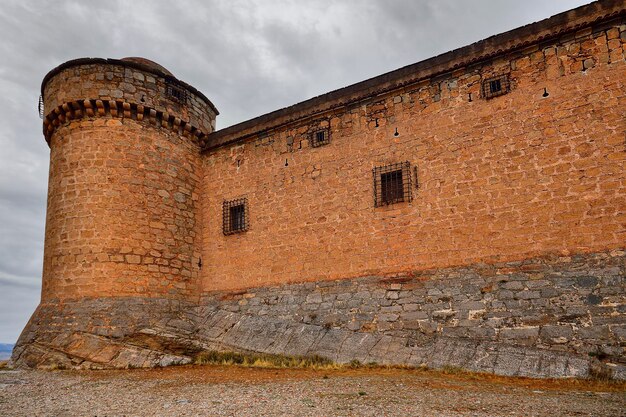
[{"x1": 1, "y1": 363, "x2": 625, "y2": 416}]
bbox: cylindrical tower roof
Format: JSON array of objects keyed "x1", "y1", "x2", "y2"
[
  {"x1": 40, "y1": 57, "x2": 218, "y2": 148},
  {"x1": 41, "y1": 57, "x2": 217, "y2": 114}
]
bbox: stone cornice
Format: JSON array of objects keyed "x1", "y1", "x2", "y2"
[
  {"x1": 42, "y1": 58, "x2": 219, "y2": 116},
  {"x1": 43, "y1": 99, "x2": 211, "y2": 147}
]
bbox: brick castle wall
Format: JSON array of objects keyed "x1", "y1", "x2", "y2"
[{"x1": 200, "y1": 19, "x2": 625, "y2": 293}]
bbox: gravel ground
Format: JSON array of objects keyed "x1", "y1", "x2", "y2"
[{"x1": 1, "y1": 364, "x2": 625, "y2": 416}]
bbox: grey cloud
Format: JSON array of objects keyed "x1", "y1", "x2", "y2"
[{"x1": 0, "y1": 0, "x2": 590, "y2": 343}]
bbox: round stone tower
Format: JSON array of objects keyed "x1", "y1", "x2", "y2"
[{"x1": 12, "y1": 58, "x2": 217, "y2": 369}]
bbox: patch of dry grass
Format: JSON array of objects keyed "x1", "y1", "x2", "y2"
[
  {"x1": 587, "y1": 363, "x2": 615, "y2": 382},
  {"x1": 194, "y1": 351, "x2": 339, "y2": 370},
  {"x1": 186, "y1": 350, "x2": 626, "y2": 392},
  {"x1": 0, "y1": 360, "x2": 9, "y2": 370},
  {"x1": 194, "y1": 351, "x2": 417, "y2": 371},
  {"x1": 426, "y1": 366, "x2": 626, "y2": 393}
]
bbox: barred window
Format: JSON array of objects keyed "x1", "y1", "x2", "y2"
[
  {"x1": 373, "y1": 162, "x2": 412, "y2": 207},
  {"x1": 223, "y1": 198, "x2": 249, "y2": 235},
  {"x1": 166, "y1": 83, "x2": 187, "y2": 103},
  {"x1": 481, "y1": 75, "x2": 510, "y2": 99},
  {"x1": 311, "y1": 129, "x2": 330, "y2": 147}
]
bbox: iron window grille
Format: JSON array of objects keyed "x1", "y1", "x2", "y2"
[
  {"x1": 311, "y1": 129, "x2": 330, "y2": 148},
  {"x1": 223, "y1": 198, "x2": 249, "y2": 235},
  {"x1": 481, "y1": 75, "x2": 510, "y2": 99},
  {"x1": 166, "y1": 83, "x2": 187, "y2": 103},
  {"x1": 373, "y1": 162, "x2": 413, "y2": 207}
]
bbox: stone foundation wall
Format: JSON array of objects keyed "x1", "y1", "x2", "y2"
[
  {"x1": 194, "y1": 250, "x2": 625, "y2": 378},
  {"x1": 13, "y1": 250, "x2": 625, "y2": 379},
  {"x1": 11, "y1": 297, "x2": 198, "y2": 370}
]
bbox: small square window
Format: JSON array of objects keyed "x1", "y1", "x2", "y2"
[
  {"x1": 223, "y1": 198, "x2": 249, "y2": 235},
  {"x1": 166, "y1": 83, "x2": 187, "y2": 103},
  {"x1": 373, "y1": 162, "x2": 412, "y2": 207},
  {"x1": 489, "y1": 79, "x2": 501, "y2": 93},
  {"x1": 481, "y1": 75, "x2": 510, "y2": 99},
  {"x1": 311, "y1": 129, "x2": 330, "y2": 147}
]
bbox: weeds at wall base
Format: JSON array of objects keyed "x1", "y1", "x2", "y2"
[
  {"x1": 190, "y1": 350, "x2": 626, "y2": 392},
  {"x1": 194, "y1": 351, "x2": 337, "y2": 369},
  {"x1": 194, "y1": 351, "x2": 415, "y2": 371}
]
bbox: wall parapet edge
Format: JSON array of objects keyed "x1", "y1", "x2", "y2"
[{"x1": 203, "y1": 2, "x2": 625, "y2": 150}]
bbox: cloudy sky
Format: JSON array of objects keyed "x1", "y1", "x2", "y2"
[{"x1": 0, "y1": 0, "x2": 591, "y2": 343}]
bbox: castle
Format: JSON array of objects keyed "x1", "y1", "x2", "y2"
[{"x1": 12, "y1": 1, "x2": 626, "y2": 379}]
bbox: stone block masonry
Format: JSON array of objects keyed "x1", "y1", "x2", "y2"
[
  {"x1": 12, "y1": 251, "x2": 625, "y2": 378},
  {"x1": 11, "y1": 1, "x2": 626, "y2": 378},
  {"x1": 198, "y1": 250, "x2": 626, "y2": 379}
]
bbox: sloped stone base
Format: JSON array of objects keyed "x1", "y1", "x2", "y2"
[
  {"x1": 11, "y1": 298, "x2": 199, "y2": 370},
  {"x1": 12, "y1": 250, "x2": 625, "y2": 379},
  {"x1": 191, "y1": 309, "x2": 595, "y2": 378}
]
